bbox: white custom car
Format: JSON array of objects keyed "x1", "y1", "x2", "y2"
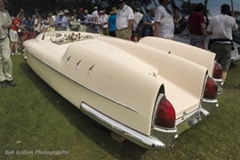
[
  {"x1": 23, "y1": 31, "x2": 219, "y2": 149},
  {"x1": 173, "y1": 32, "x2": 240, "y2": 62}
]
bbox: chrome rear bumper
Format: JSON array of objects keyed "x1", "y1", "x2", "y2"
[
  {"x1": 202, "y1": 98, "x2": 218, "y2": 115},
  {"x1": 80, "y1": 102, "x2": 177, "y2": 149}
]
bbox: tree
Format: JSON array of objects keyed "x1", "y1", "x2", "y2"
[
  {"x1": 230, "y1": 0, "x2": 233, "y2": 13},
  {"x1": 203, "y1": 0, "x2": 209, "y2": 25},
  {"x1": 178, "y1": 0, "x2": 211, "y2": 26},
  {"x1": 178, "y1": 0, "x2": 193, "y2": 13}
]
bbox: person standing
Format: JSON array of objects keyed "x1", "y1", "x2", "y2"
[
  {"x1": 10, "y1": 15, "x2": 23, "y2": 55},
  {"x1": 116, "y1": 0, "x2": 134, "y2": 40},
  {"x1": 91, "y1": 6, "x2": 100, "y2": 33},
  {"x1": 141, "y1": 8, "x2": 155, "y2": 38},
  {"x1": 83, "y1": 9, "x2": 92, "y2": 32},
  {"x1": 188, "y1": 3, "x2": 205, "y2": 48},
  {"x1": 45, "y1": 12, "x2": 55, "y2": 31},
  {"x1": 154, "y1": 0, "x2": 179, "y2": 39},
  {"x1": 34, "y1": 13, "x2": 42, "y2": 37},
  {"x1": 54, "y1": 11, "x2": 68, "y2": 31},
  {"x1": 179, "y1": 14, "x2": 187, "y2": 33},
  {"x1": 207, "y1": 4, "x2": 238, "y2": 86},
  {"x1": 22, "y1": 15, "x2": 34, "y2": 41},
  {"x1": 132, "y1": 8, "x2": 143, "y2": 42},
  {"x1": 63, "y1": 9, "x2": 70, "y2": 31},
  {"x1": 99, "y1": 9, "x2": 109, "y2": 35},
  {"x1": 16, "y1": 9, "x2": 26, "y2": 50},
  {"x1": 77, "y1": 8, "x2": 84, "y2": 23},
  {"x1": 0, "y1": 0, "x2": 16, "y2": 88},
  {"x1": 71, "y1": 9, "x2": 78, "y2": 21},
  {"x1": 32, "y1": 9, "x2": 38, "y2": 24},
  {"x1": 108, "y1": 7, "x2": 117, "y2": 37}
]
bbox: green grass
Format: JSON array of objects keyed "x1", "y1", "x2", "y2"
[{"x1": 0, "y1": 55, "x2": 240, "y2": 160}]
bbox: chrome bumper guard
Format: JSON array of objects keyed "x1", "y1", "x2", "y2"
[
  {"x1": 80, "y1": 103, "x2": 177, "y2": 149},
  {"x1": 202, "y1": 98, "x2": 219, "y2": 115},
  {"x1": 213, "y1": 78, "x2": 223, "y2": 95},
  {"x1": 23, "y1": 49, "x2": 28, "y2": 61}
]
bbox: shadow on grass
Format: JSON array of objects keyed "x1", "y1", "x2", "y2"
[
  {"x1": 229, "y1": 62, "x2": 238, "y2": 70},
  {"x1": 19, "y1": 61, "x2": 147, "y2": 159}
]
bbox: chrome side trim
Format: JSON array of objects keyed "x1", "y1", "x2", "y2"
[
  {"x1": 151, "y1": 93, "x2": 164, "y2": 127},
  {"x1": 80, "y1": 102, "x2": 176, "y2": 149}
]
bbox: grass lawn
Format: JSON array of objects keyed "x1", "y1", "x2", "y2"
[{"x1": 0, "y1": 55, "x2": 240, "y2": 160}]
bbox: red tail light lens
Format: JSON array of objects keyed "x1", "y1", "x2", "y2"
[
  {"x1": 204, "y1": 76, "x2": 218, "y2": 99},
  {"x1": 213, "y1": 62, "x2": 223, "y2": 79},
  {"x1": 155, "y1": 96, "x2": 176, "y2": 128}
]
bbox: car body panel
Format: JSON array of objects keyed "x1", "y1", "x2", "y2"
[
  {"x1": 23, "y1": 31, "x2": 217, "y2": 148},
  {"x1": 139, "y1": 36, "x2": 216, "y2": 76}
]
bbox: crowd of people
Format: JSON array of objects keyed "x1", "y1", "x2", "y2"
[
  {"x1": 5, "y1": 0, "x2": 186, "y2": 55},
  {"x1": 0, "y1": 0, "x2": 239, "y2": 88}
]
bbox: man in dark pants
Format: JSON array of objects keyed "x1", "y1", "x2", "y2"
[
  {"x1": 141, "y1": 8, "x2": 155, "y2": 38},
  {"x1": 207, "y1": 4, "x2": 238, "y2": 86},
  {"x1": 0, "y1": 0, "x2": 16, "y2": 88},
  {"x1": 188, "y1": 3, "x2": 205, "y2": 48}
]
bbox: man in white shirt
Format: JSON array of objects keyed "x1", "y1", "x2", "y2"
[
  {"x1": 0, "y1": 0, "x2": 16, "y2": 88},
  {"x1": 83, "y1": 9, "x2": 92, "y2": 32},
  {"x1": 91, "y1": 6, "x2": 100, "y2": 33},
  {"x1": 133, "y1": 8, "x2": 143, "y2": 42},
  {"x1": 154, "y1": 0, "x2": 178, "y2": 39},
  {"x1": 54, "y1": 11, "x2": 68, "y2": 31},
  {"x1": 116, "y1": 0, "x2": 134, "y2": 40},
  {"x1": 207, "y1": 4, "x2": 238, "y2": 85},
  {"x1": 99, "y1": 10, "x2": 109, "y2": 35}
]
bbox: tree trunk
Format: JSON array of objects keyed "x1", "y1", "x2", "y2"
[
  {"x1": 230, "y1": 0, "x2": 234, "y2": 11},
  {"x1": 152, "y1": 0, "x2": 158, "y2": 7},
  {"x1": 230, "y1": 0, "x2": 234, "y2": 16},
  {"x1": 204, "y1": 0, "x2": 209, "y2": 25}
]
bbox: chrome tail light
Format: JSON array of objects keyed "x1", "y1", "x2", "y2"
[
  {"x1": 203, "y1": 76, "x2": 218, "y2": 99},
  {"x1": 213, "y1": 62, "x2": 223, "y2": 79}
]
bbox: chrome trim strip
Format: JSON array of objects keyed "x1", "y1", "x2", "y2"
[
  {"x1": 199, "y1": 107, "x2": 209, "y2": 116},
  {"x1": 151, "y1": 93, "x2": 164, "y2": 127},
  {"x1": 80, "y1": 102, "x2": 167, "y2": 149},
  {"x1": 213, "y1": 78, "x2": 222, "y2": 82},
  {"x1": 25, "y1": 51, "x2": 140, "y2": 114},
  {"x1": 176, "y1": 108, "x2": 199, "y2": 121},
  {"x1": 202, "y1": 98, "x2": 218, "y2": 104}
]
